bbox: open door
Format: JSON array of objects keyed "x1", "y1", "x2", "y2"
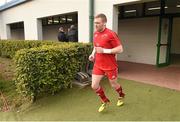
[{"x1": 156, "y1": 17, "x2": 173, "y2": 67}]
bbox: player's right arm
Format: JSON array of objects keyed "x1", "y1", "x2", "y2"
[{"x1": 89, "y1": 47, "x2": 96, "y2": 62}]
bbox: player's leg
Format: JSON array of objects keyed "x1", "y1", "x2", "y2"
[
  {"x1": 106, "y1": 69, "x2": 125, "y2": 106},
  {"x1": 109, "y1": 78, "x2": 125, "y2": 106},
  {"x1": 92, "y1": 67, "x2": 110, "y2": 112},
  {"x1": 91, "y1": 74, "x2": 105, "y2": 101}
]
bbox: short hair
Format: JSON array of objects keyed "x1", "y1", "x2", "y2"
[
  {"x1": 95, "y1": 13, "x2": 107, "y2": 23},
  {"x1": 70, "y1": 25, "x2": 75, "y2": 28},
  {"x1": 59, "y1": 27, "x2": 64, "y2": 32}
]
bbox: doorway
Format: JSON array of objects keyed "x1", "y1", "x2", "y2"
[
  {"x1": 170, "y1": 17, "x2": 180, "y2": 66},
  {"x1": 156, "y1": 0, "x2": 180, "y2": 67},
  {"x1": 157, "y1": 16, "x2": 180, "y2": 67}
]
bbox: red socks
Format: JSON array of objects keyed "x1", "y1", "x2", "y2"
[
  {"x1": 95, "y1": 86, "x2": 124, "y2": 103},
  {"x1": 95, "y1": 87, "x2": 110, "y2": 103},
  {"x1": 116, "y1": 86, "x2": 125, "y2": 98}
]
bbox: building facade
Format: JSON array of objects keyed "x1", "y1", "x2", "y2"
[{"x1": 0, "y1": 0, "x2": 180, "y2": 66}]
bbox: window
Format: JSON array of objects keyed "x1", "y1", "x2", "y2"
[
  {"x1": 67, "y1": 15, "x2": 73, "y2": 23},
  {"x1": 119, "y1": 0, "x2": 180, "y2": 19},
  {"x1": 10, "y1": 22, "x2": 24, "y2": 29},
  {"x1": 59, "y1": 16, "x2": 66, "y2": 24},
  {"x1": 145, "y1": 1, "x2": 160, "y2": 16},
  {"x1": 119, "y1": 3, "x2": 144, "y2": 18},
  {"x1": 67, "y1": 14, "x2": 77, "y2": 23},
  {"x1": 42, "y1": 18, "x2": 48, "y2": 25},
  {"x1": 123, "y1": 4, "x2": 143, "y2": 18},
  {"x1": 41, "y1": 13, "x2": 78, "y2": 26},
  {"x1": 47, "y1": 17, "x2": 53, "y2": 25},
  {"x1": 53, "y1": 16, "x2": 59, "y2": 24},
  {"x1": 165, "y1": 0, "x2": 180, "y2": 14}
]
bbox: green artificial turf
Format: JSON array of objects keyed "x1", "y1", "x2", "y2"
[{"x1": 0, "y1": 78, "x2": 180, "y2": 121}]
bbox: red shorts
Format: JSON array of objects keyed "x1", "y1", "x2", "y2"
[{"x1": 92, "y1": 66, "x2": 118, "y2": 80}]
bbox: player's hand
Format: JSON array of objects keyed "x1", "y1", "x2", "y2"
[
  {"x1": 89, "y1": 54, "x2": 95, "y2": 62},
  {"x1": 95, "y1": 47, "x2": 104, "y2": 53}
]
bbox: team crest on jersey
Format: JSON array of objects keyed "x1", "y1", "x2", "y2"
[{"x1": 102, "y1": 34, "x2": 108, "y2": 39}]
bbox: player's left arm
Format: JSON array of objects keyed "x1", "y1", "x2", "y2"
[
  {"x1": 105, "y1": 31, "x2": 123, "y2": 54},
  {"x1": 95, "y1": 42, "x2": 123, "y2": 54},
  {"x1": 111, "y1": 45, "x2": 123, "y2": 54}
]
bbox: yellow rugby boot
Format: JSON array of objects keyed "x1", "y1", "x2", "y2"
[
  {"x1": 117, "y1": 97, "x2": 124, "y2": 107},
  {"x1": 98, "y1": 99, "x2": 110, "y2": 112}
]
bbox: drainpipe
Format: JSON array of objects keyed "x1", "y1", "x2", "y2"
[{"x1": 89, "y1": 0, "x2": 94, "y2": 42}]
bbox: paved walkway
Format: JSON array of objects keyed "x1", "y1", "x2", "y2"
[{"x1": 118, "y1": 61, "x2": 180, "y2": 91}]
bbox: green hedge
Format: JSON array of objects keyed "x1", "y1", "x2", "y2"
[
  {"x1": 73, "y1": 43, "x2": 93, "y2": 72},
  {"x1": 0, "y1": 40, "x2": 92, "y2": 101},
  {"x1": 14, "y1": 42, "x2": 92, "y2": 101},
  {"x1": 0, "y1": 40, "x2": 60, "y2": 58}
]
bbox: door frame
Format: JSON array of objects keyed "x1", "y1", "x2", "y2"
[
  {"x1": 156, "y1": 16, "x2": 173, "y2": 67},
  {"x1": 156, "y1": 0, "x2": 173, "y2": 67}
]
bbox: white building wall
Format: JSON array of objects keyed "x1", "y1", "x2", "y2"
[
  {"x1": 0, "y1": 13, "x2": 2, "y2": 39},
  {"x1": 0, "y1": 0, "x2": 89, "y2": 42},
  {"x1": 118, "y1": 17, "x2": 159, "y2": 65}
]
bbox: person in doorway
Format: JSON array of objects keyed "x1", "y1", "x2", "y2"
[
  {"x1": 57, "y1": 27, "x2": 67, "y2": 42},
  {"x1": 89, "y1": 13, "x2": 125, "y2": 112},
  {"x1": 67, "y1": 25, "x2": 78, "y2": 42}
]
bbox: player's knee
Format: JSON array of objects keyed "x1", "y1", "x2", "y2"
[
  {"x1": 91, "y1": 83, "x2": 98, "y2": 90},
  {"x1": 110, "y1": 80, "x2": 117, "y2": 88},
  {"x1": 110, "y1": 83, "x2": 116, "y2": 88}
]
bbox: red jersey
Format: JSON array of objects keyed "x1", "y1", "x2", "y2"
[{"x1": 93, "y1": 28, "x2": 122, "y2": 70}]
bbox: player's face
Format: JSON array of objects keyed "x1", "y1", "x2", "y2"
[{"x1": 94, "y1": 18, "x2": 106, "y2": 32}]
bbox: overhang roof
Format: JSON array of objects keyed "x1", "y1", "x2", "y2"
[{"x1": 0, "y1": 0, "x2": 30, "y2": 12}]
